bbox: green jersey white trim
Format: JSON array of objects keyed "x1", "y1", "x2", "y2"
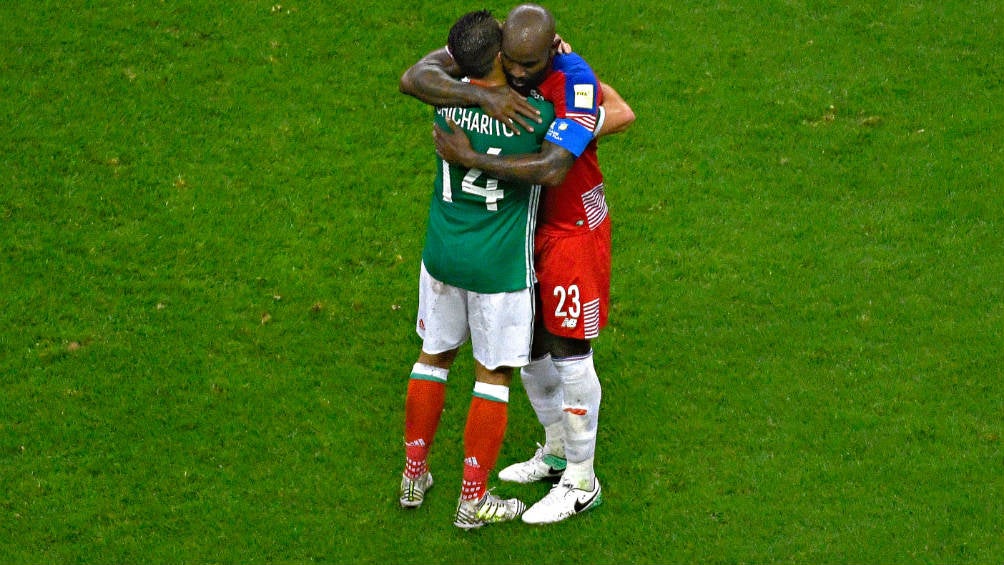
[{"x1": 422, "y1": 94, "x2": 555, "y2": 294}]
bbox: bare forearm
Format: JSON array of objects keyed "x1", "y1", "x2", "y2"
[
  {"x1": 399, "y1": 48, "x2": 484, "y2": 107},
  {"x1": 462, "y1": 150, "x2": 574, "y2": 187},
  {"x1": 402, "y1": 49, "x2": 543, "y2": 131},
  {"x1": 432, "y1": 119, "x2": 573, "y2": 184}
]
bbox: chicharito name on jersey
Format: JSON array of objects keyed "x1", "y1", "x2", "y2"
[{"x1": 436, "y1": 106, "x2": 518, "y2": 138}]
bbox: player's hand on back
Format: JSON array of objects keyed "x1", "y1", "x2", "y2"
[
  {"x1": 433, "y1": 119, "x2": 475, "y2": 168},
  {"x1": 477, "y1": 85, "x2": 542, "y2": 135}
]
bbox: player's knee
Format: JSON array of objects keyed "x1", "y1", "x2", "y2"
[
  {"x1": 475, "y1": 362, "x2": 513, "y2": 386},
  {"x1": 419, "y1": 348, "x2": 459, "y2": 369}
]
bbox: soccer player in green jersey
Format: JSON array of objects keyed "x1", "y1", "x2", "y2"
[
  {"x1": 402, "y1": 4, "x2": 636, "y2": 526},
  {"x1": 397, "y1": 10, "x2": 556, "y2": 529}
]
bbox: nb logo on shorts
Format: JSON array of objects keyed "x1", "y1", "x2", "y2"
[{"x1": 561, "y1": 318, "x2": 578, "y2": 329}]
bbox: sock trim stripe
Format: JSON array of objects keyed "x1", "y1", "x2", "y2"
[
  {"x1": 411, "y1": 363, "x2": 448, "y2": 382},
  {"x1": 472, "y1": 381, "x2": 509, "y2": 403},
  {"x1": 410, "y1": 372, "x2": 447, "y2": 383}
]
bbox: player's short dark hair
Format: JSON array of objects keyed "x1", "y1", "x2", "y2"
[{"x1": 447, "y1": 10, "x2": 501, "y2": 79}]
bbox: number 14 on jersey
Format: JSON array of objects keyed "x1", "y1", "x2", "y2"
[{"x1": 443, "y1": 147, "x2": 504, "y2": 211}]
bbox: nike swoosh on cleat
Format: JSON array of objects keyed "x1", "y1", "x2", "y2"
[{"x1": 573, "y1": 489, "x2": 599, "y2": 513}]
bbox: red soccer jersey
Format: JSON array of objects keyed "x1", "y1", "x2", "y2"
[{"x1": 536, "y1": 53, "x2": 607, "y2": 236}]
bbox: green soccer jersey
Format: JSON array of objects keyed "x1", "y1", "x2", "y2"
[{"x1": 422, "y1": 91, "x2": 555, "y2": 294}]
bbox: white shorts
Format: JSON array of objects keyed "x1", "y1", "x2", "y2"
[{"x1": 416, "y1": 262, "x2": 533, "y2": 370}]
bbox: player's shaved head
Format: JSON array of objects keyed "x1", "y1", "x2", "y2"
[
  {"x1": 500, "y1": 4, "x2": 557, "y2": 94},
  {"x1": 502, "y1": 3, "x2": 555, "y2": 54}
]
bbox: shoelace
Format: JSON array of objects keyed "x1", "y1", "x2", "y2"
[
  {"x1": 532, "y1": 442, "x2": 547, "y2": 459},
  {"x1": 540, "y1": 482, "x2": 576, "y2": 503}
]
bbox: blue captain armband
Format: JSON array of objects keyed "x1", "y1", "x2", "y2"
[{"x1": 544, "y1": 117, "x2": 595, "y2": 157}]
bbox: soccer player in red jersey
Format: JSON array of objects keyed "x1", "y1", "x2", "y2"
[{"x1": 402, "y1": 3, "x2": 635, "y2": 524}]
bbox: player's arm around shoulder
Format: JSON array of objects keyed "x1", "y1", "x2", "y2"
[
  {"x1": 597, "y1": 82, "x2": 635, "y2": 137},
  {"x1": 551, "y1": 38, "x2": 634, "y2": 137},
  {"x1": 399, "y1": 47, "x2": 473, "y2": 106},
  {"x1": 400, "y1": 47, "x2": 543, "y2": 132}
]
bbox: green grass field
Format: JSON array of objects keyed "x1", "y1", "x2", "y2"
[{"x1": 2, "y1": 1, "x2": 1001, "y2": 563}]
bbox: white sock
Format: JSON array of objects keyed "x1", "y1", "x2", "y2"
[
  {"x1": 553, "y1": 352, "x2": 601, "y2": 488},
  {"x1": 520, "y1": 354, "x2": 565, "y2": 457}
]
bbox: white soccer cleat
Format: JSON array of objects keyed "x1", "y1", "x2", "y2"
[
  {"x1": 521, "y1": 478, "x2": 602, "y2": 525},
  {"x1": 498, "y1": 444, "x2": 566, "y2": 483},
  {"x1": 453, "y1": 491, "x2": 527, "y2": 529},
  {"x1": 399, "y1": 472, "x2": 434, "y2": 508}
]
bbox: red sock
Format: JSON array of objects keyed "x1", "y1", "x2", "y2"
[
  {"x1": 461, "y1": 395, "x2": 508, "y2": 500},
  {"x1": 403, "y1": 377, "x2": 446, "y2": 478}
]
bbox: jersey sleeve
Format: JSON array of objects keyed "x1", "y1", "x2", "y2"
[{"x1": 542, "y1": 53, "x2": 602, "y2": 157}]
